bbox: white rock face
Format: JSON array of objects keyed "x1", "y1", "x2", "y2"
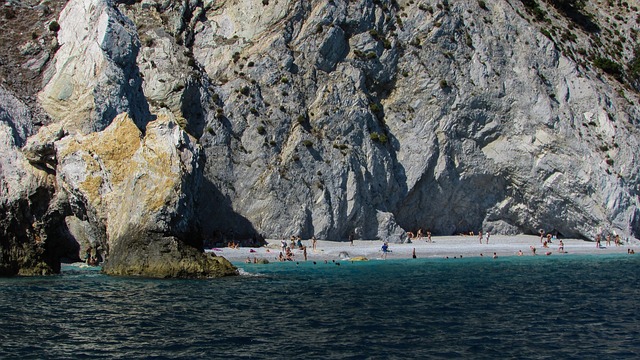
[
  {"x1": 186, "y1": 0, "x2": 640, "y2": 241},
  {"x1": 53, "y1": 111, "x2": 225, "y2": 276},
  {"x1": 38, "y1": 0, "x2": 149, "y2": 134},
  {"x1": 0, "y1": 87, "x2": 34, "y2": 204}
]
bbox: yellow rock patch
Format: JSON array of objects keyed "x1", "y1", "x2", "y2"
[{"x1": 57, "y1": 112, "x2": 192, "y2": 243}]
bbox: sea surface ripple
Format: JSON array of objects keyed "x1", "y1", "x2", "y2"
[{"x1": 1, "y1": 255, "x2": 639, "y2": 359}]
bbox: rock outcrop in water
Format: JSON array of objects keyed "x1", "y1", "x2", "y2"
[
  {"x1": 53, "y1": 111, "x2": 236, "y2": 277},
  {"x1": 1, "y1": 0, "x2": 640, "y2": 275}
]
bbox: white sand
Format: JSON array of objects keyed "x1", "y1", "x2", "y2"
[{"x1": 208, "y1": 234, "x2": 639, "y2": 263}]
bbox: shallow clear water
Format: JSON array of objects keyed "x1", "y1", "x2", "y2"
[{"x1": 1, "y1": 255, "x2": 639, "y2": 359}]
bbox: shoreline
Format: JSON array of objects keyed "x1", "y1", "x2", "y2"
[{"x1": 207, "y1": 234, "x2": 639, "y2": 264}]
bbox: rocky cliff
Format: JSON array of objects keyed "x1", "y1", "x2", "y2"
[
  {"x1": 54, "y1": 111, "x2": 236, "y2": 277},
  {"x1": 1, "y1": 0, "x2": 640, "y2": 275}
]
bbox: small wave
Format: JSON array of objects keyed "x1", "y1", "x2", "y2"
[
  {"x1": 61, "y1": 262, "x2": 102, "y2": 272},
  {"x1": 236, "y1": 268, "x2": 265, "y2": 277}
]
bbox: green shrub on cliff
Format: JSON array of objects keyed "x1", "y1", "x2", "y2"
[
  {"x1": 49, "y1": 21, "x2": 60, "y2": 32},
  {"x1": 370, "y1": 132, "x2": 388, "y2": 144},
  {"x1": 593, "y1": 57, "x2": 623, "y2": 79},
  {"x1": 629, "y1": 47, "x2": 640, "y2": 81},
  {"x1": 520, "y1": 0, "x2": 547, "y2": 22}
]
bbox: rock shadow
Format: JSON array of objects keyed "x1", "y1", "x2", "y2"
[
  {"x1": 552, "y1": 4, "x2": 600, "y2": 33},
  {"x1": 394, "y1": 158, "x2": 507, "y2": 236},
  {"x1": 180, "y1": 81, "x2": 206, "y2": 139},
  {"x1": 197, "y1": 177, "x2": 259, "y2": 247}
]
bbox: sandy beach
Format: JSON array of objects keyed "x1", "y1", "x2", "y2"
[{"x1": 208, "y1": 234, "x2": 639, "y2": 263}]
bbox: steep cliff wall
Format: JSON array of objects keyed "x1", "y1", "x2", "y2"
[
  {"x1": 1, "y1": 0, "x2": 640, "y2": 274},
  {"x1": 124, "y1": 0, "x2": 638, "y2": 241}
]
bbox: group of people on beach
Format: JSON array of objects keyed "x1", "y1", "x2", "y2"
[
  {"x1": 206, "y1": 230, "x2": 266, "y2": 249},
  {"x1": 406, "y1": 228, "x2": 432, "y2": 242},
  {"x1": 595, "y1": 233, "x2": 622, "y2": 248},
  {"x1": 275, "y1": 235, "x2": 315, "y2": 262},
  {"x1": 526, "y1": 244, "x2": 558, "y2": 256},
  {"x1": 477, "y1": 231, "x2": 491, "y2": 244},
  {"x1": 538, "y1": 230, "x2": 559, "y2": 248},
  {"x1": 231, "y1": 226, "x2": 638, "y2": 265}
]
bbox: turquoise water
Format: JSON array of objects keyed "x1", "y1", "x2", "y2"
[{"x1": 1, "y1": 255, "x2": 639, "y2": 359}]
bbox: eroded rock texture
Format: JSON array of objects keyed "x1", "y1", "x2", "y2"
[{"x1": 55, "y1": 112, "x2": 235, "y2": 277}]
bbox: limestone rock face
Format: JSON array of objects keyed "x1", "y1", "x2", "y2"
[
  {"x1": 1, "y1": 87, "x2": 34, "y2": 205},
  {"x1": 55, "y1": 111, "x2": 235, "y2": 277},
  {"x1": 0, "y1": 87, "x2": 34, "y2": 149},
  {"x1": 40, "y1": 0, "x2": 638, "y2": 243},
  {"x1": 171, "y1": 1, "x2": 639, "y2": 241},
  {"x1": 182, "y1": 0, "x2": 640, "y2": 241},
  {"x1": 38, "y1": 0, "x2": 150, "y2": 134}
]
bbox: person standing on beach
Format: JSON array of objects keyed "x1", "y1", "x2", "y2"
[
  {"x1": 312, "y1": 236, "x2": 317, "y2": 251},
  {"x1": 427, "y1": 230, "x2": 432, "y2": 243},
  {"x1": 478, "y1": 231, "x2": 483, "y2": 244},
  {"x1": 486, "y1": 231, "x2": 491, "y2": 244},
  {"x1": 381, "y1": 242, "x2": 389, "y2": 259},
  {"x1": 303, "y1": 246, "x2": 308, "y2": 261},
  {"x1": 349, "y1": 232, "x2": 354, "y2": 246}
]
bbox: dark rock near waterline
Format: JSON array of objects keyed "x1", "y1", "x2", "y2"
[{"x1": 102, "y1": 235, "x2": 237, "y2": 278}]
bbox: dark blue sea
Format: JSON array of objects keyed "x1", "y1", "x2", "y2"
[{"x1": 1, "y1": 254, "x2": 639, "y2": 359}]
